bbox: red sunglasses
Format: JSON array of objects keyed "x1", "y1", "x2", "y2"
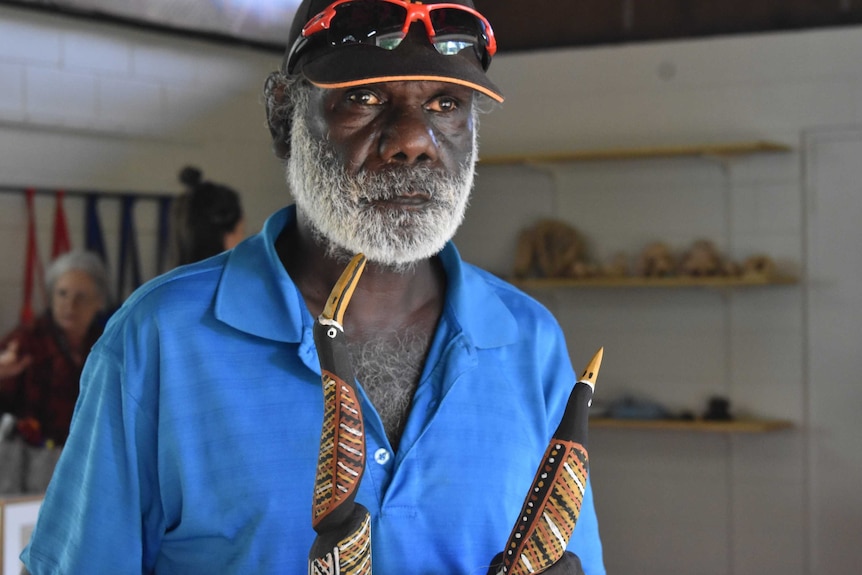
[{"x1": 284, "y1": 0, "x2": 497, "y2": 74}]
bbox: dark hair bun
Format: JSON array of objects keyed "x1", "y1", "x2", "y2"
[{"x1": 179, "y1": 166, "x2": 203, "y2": 187}]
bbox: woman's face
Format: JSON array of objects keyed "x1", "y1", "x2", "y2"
[{"x1": 51, "y1": 269, "x2": 103, "y2": 342}]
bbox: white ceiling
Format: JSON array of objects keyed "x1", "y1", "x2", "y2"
[{"x1": 12, "y1": 0, "x2": 303, "y2": 47}]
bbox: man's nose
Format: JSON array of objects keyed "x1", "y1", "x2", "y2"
[{"x1": 378, "y1": 106, "x2": 439, "y2": 165}]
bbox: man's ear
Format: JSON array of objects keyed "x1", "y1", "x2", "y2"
[{"x1": 264, "y1": 72, "x2": 292, "y2": 159}]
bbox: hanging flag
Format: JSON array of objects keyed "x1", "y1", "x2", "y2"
[
  {"x1": 156, "y1": 195, "x2": 173, "y2": 274},
  {"x1": 21, "y1": 188, "x2": 46, "y2": 325},
  {"x1": 52, "y1": 189, "x2": 72, "y2": 258},
  {"x1": 85, "y1": 193, "x2": 108, "y2": 263},
  {"x1": 116, "y1": 195, "x2": 143, "y2": 301}
]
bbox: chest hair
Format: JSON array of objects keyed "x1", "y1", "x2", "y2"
[{"x1": 348, "y1": 329, "x2": 430, "y2": 451}]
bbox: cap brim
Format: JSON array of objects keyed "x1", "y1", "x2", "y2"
[{"x1": 297, "y1": 41, "x2": 504, "y2": 103}]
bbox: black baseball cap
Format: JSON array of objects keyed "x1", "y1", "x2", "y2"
[{"x1": 282, "y1": 0, "x2": 504, "y2": 102}]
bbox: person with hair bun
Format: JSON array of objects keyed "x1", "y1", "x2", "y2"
[{"x1": 171, "y1": 166, "x2": 245, "y2": 266}]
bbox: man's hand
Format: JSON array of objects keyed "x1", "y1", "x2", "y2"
[
  {"x1": 540, "y1": 552, "x2": 585, "y2": 575},
  {"x1": 0, "y1": 340, "x2": 32, "y2": 379},
  {"x1": 487, "y1": 551, "x2": 585, "y2": 575}
]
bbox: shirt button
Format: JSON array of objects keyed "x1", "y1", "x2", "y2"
[{"x1": 374, "y1": 448, "x2": 390, "y2": 465}]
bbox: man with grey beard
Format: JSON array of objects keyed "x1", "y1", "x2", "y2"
[{"x1": 23, "y1": 1, "x2": 605, "y2": 574}]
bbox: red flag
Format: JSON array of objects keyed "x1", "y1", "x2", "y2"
[
  {"x1": 52, "y1": 189, "x2": 71, "y2": 258},
  {"x1": 22, "y1": 188, "x2": 46, "y2": 325}
]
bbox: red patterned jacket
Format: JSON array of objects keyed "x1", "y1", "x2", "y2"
[{"x1": 0, "y1": 312, "x2": 103, "y2": 446}]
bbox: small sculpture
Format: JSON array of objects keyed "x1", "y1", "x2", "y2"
[
  {"x1": 513, "y1": 219, "x2": 589, "y2": 279},
  {"x1": 635, "y1": 242, "x2": 676, "y2": 277},
  {"x1": 678, "y1": 239, "x2": 724, "y2": 277}
]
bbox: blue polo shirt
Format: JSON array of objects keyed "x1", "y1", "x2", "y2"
[{"x1": 23, "y1": 206, "x2": 605, "y2": 574}]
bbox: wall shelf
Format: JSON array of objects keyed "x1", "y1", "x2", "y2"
[
  {"x1": 590, "y1": 417, "x2": 794, "y2": 433},
  {"x1": 487, "y1": 139, "x2": 798, "y2": 438},
  {"x1": 478, "y1": 140, "x2": 793, "y2": 165},
  {"x1": 510, "y1": 274, "x2": 798, "y2": 289}
]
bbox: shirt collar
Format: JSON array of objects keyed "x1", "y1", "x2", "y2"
[
  {"x1": 437, "y1": 242, "x2": 520, "y2": 349},
  {"x1": 215, "y1": 205, "x2": 519, "y2": 348},
  {"x1": 215, "y1": 206, "x2": 308, "y2": 343}
]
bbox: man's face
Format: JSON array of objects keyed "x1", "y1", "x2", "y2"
[{"x1": 287, "y1": 80, "x2": 478, "y2": 270}]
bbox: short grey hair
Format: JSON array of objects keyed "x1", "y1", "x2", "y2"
[
  {"x1": 263, "y1": 70, "x2": 308, "y2": 126},
  {"x1": 45, "y1": 250, "x2": 111, "y2": 310},
  {"x1": 262, "y1": 71, "x2": 313, "y2": 158}
]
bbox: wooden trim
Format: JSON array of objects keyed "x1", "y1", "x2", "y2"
[
  {"x1": 478, "y1": 141, "x2": 793, "y2": 165},
  {"x1": 590, "y1": 418, "x2": 794, "y2": 433},
  {"x1": 510, "y1": 274, "x2": 798, "y2": 289}
]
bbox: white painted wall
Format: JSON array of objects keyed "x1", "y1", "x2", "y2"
[
  {"x1": 801, "y1": 127, "x2": 862, "y2": 575},
  {"x1": 457, "y1": 26, "x2": 862, "y2": 575},
  {"x1": 1, "y1": 5, "x2": 859, "y2": 574},
  {"x1": 0, "y1": 5, "x2": 288, "y2": 323},
  {"x1": 461, "y1": 150, "x2": 810, "y2": 575}
]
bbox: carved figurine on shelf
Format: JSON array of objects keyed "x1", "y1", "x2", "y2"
[
  {"x1": 742, "y1": 254, "x2": 776, "y2": 278},
  {"x1": 536, "y1": 219, "x2": 587, "y2": 278},
  {"x1": 570, "y1": 259, "x2": 600, "y2": 279},
  {"x1": 678, "y1": 239, "x2": 727, "y2": 277},
  {"x1": 635, "y1": 242, "x2": 676, "y2": 278},
  {"x1": 512, "y1": 218, "x2": 589, "y2": 279},
  {"x1": 600, "y1": 252, "x2": 630, "y2": 278}
]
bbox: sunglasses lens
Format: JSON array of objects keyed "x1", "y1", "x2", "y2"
[
  {"x1": 328, "y1": 0, "x2": 408, "y2": 48},
  {"x1": 429, "y1": 8, "x2": 487, "y2": 58},
  {"x1": 288, "y1": 0, "x2": 494, "y2": 73}
]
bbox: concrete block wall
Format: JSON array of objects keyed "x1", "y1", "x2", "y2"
[
  {"x1": 457, "y1": 26, "x2": 862, "y2": 575},
  {"x1": 0, "y1": 5, "x2": 288, "y2": 331}
]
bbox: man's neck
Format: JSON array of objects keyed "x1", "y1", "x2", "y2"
[{"x1": 275, "y1": 214, "x2": 446, "y2": 337}]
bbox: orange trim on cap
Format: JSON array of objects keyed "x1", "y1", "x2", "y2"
[{"x1": 310, "y1": 75, "x2": 505, "y2": 103}]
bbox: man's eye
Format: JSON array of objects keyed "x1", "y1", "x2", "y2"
[
  {"x1": 347, "y1": 91, "x2": 382, "y2": 105},
  {"x1": 427, "y1": 96, "x2": 459, "y2": 113}
]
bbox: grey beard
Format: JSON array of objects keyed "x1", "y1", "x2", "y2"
[{"x1": 286, "y1": 98, "x2": 478, "y2": 271}]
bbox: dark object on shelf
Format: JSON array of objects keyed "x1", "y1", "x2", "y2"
[
  {"x1": 606, "y1": 396, "x2": 671, "y2": 420},
  {"x1": 678, "y1": 410, "x2": 696, "y2": 421},
  {"x1": 704, "y1": 396, "x2": 733, "y2": 421}
]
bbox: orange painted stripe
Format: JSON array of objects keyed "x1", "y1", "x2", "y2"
[{"x1": 311, "y1": 75, "x2": 505, "y2": 102}]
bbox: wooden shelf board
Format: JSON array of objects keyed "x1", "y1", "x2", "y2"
[
  {"x1": 590, "y1": 418, "x2": 794, "y2": 433},
  {"x1": 511, "y1": 274, "x2": 798, "y2": 289},
  {"x1": 478, "y1": 140, "x2": 793, "y2": 165}
]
